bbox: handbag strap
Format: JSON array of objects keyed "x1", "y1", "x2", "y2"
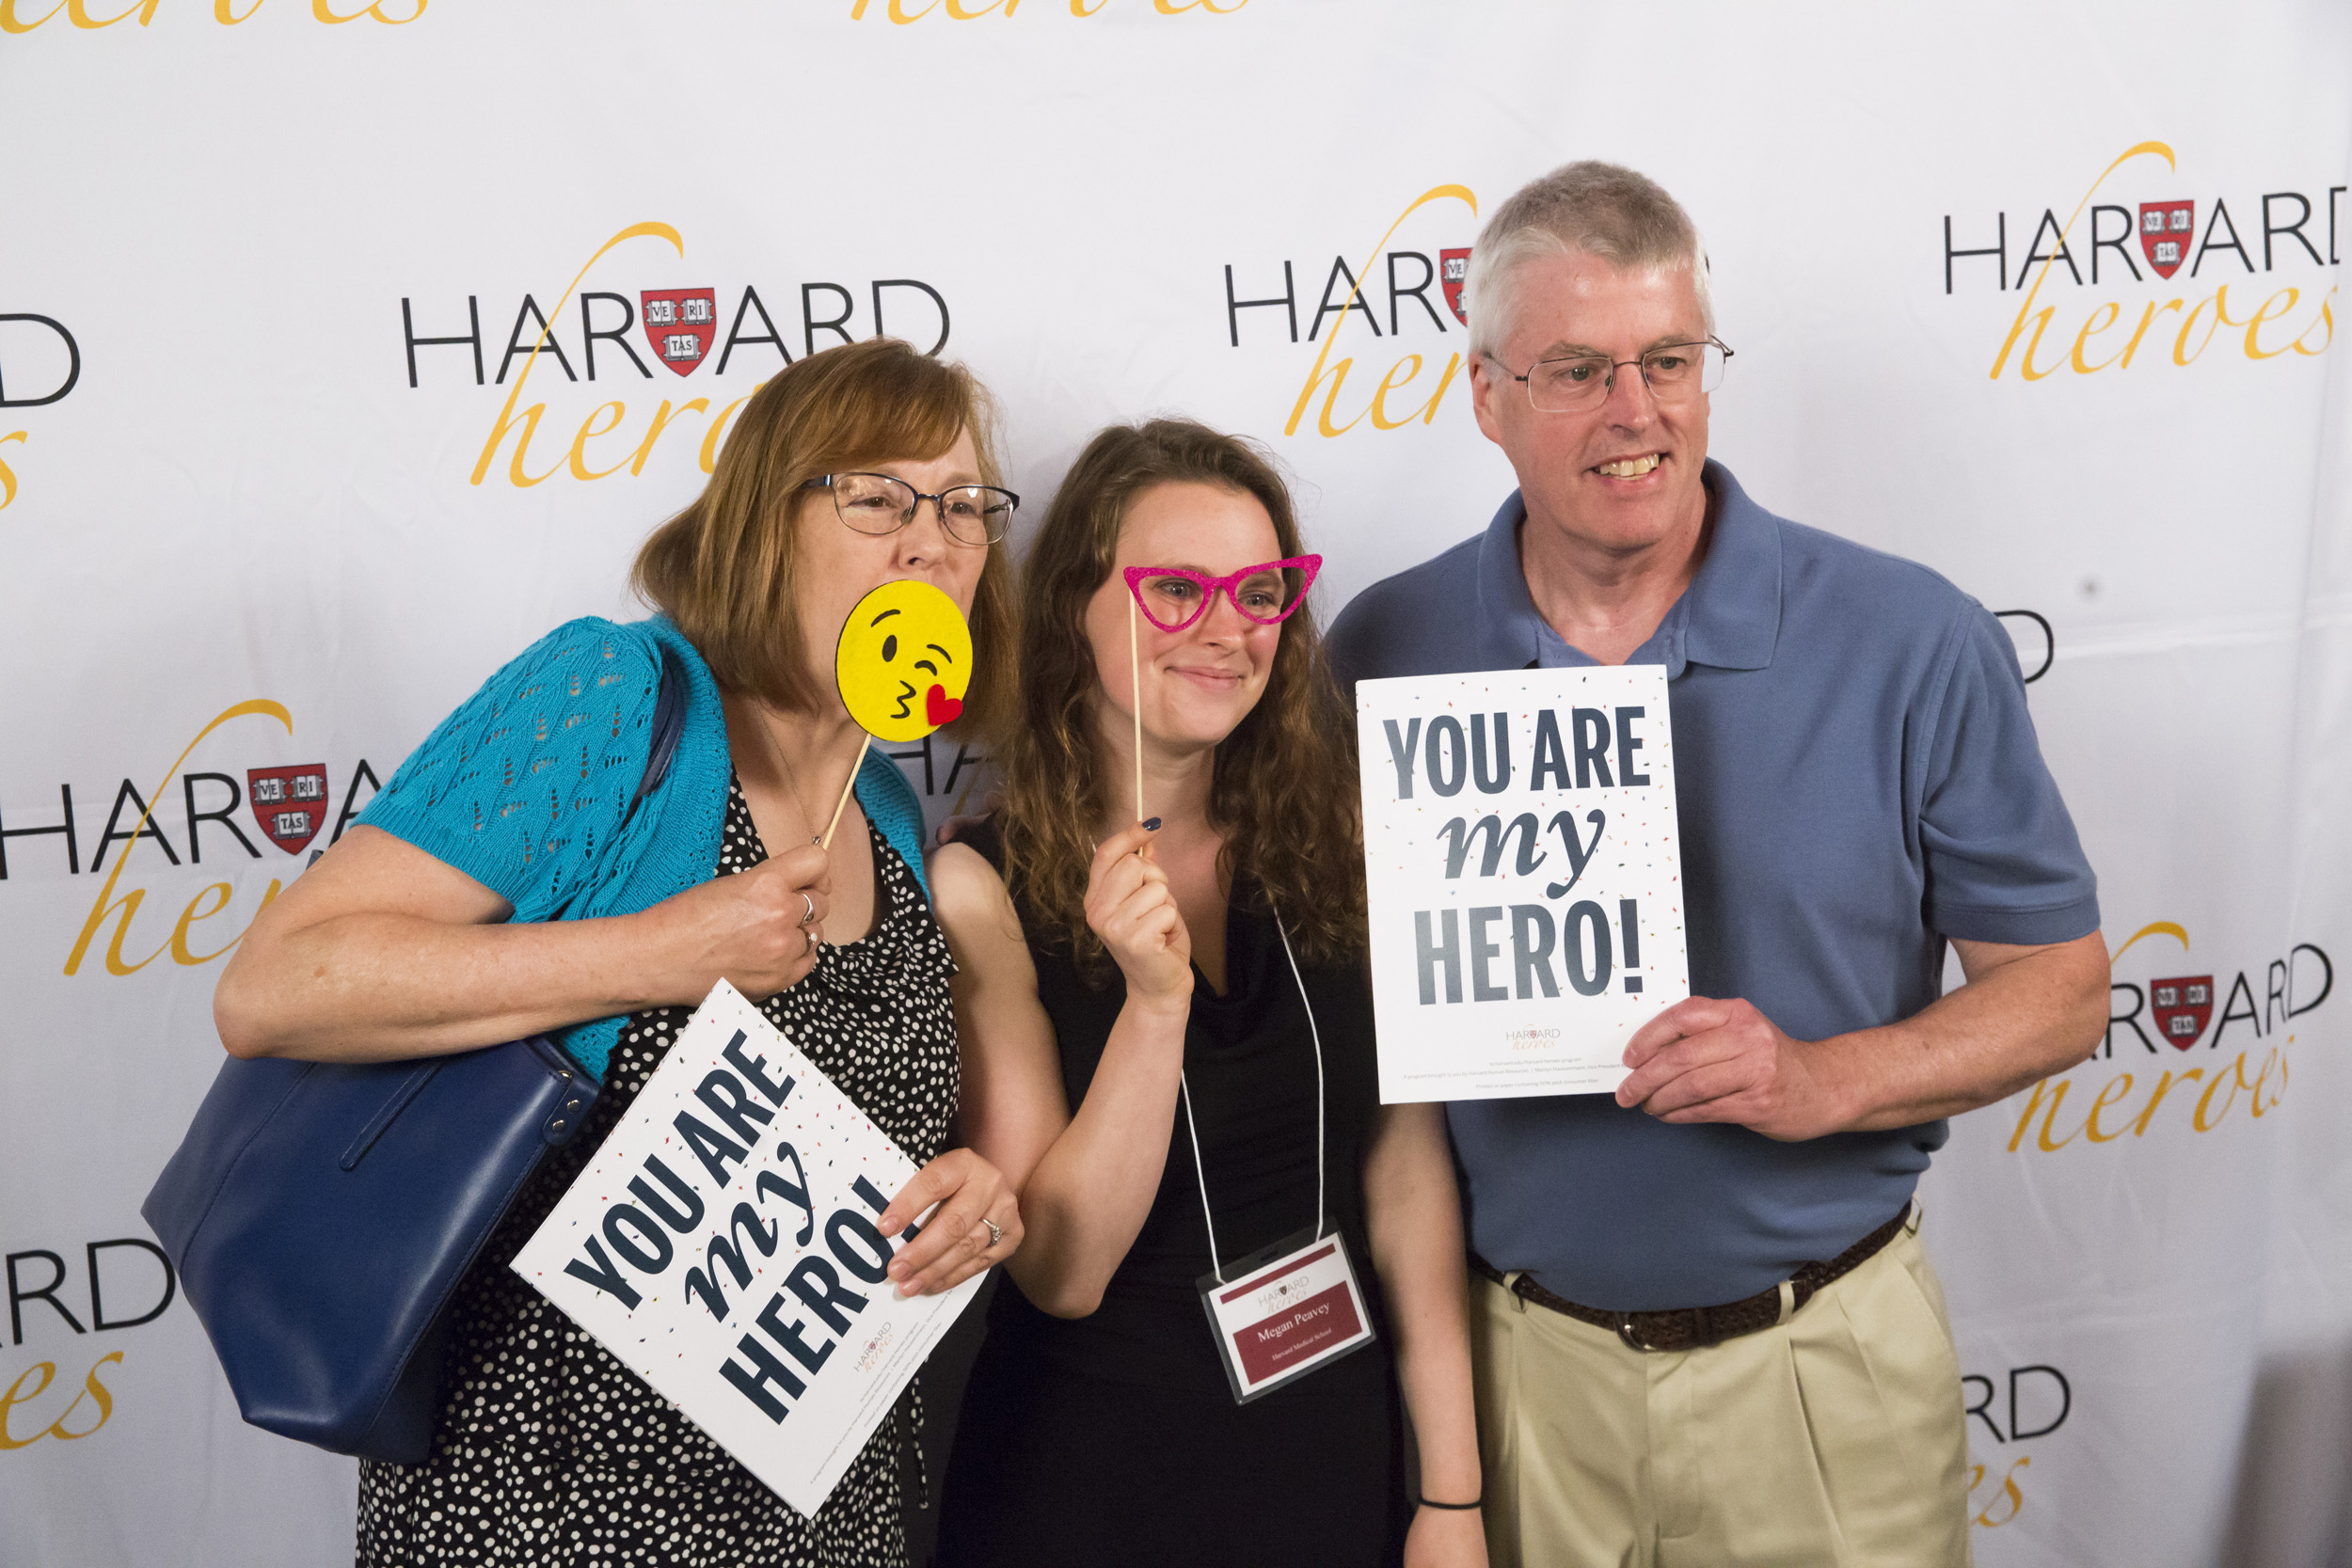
[{"x1": 620, "y1": 643, "x2": 687, "y2": 834}]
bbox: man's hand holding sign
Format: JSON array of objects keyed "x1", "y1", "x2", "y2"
[{"x1": 1614, "y1": 996, "x2": 1835, "y2": 1136}]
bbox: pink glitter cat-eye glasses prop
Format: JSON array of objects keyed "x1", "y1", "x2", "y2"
[{"x1": 1120, "y1": 555, "x2": 1323, "y2": 634}]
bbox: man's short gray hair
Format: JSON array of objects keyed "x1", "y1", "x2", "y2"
[{"x1": 1464, "y1": 161, "x2": 1714, "y2": 359}]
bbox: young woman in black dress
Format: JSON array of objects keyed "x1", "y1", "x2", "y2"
[{"x1": 929, "y1": 420, "x2": 1486, "y2": 1567}]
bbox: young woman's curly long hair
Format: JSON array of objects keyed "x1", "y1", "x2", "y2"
[{"x1": 995, "y1": 419, "x2": 1366, "y2": 977}]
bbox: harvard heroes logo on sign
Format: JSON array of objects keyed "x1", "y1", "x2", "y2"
[
  {"x1": 2138, "y1": 201, "x2": 2195, "y2": 278},
  {"x1": 245, "y1": 764, "x2": 329, "y2": 855},
  {"x1": 1937, "y1": 144, "x2": 2337, "y2": 382},
  {"x1": 641, "y1": 288, "x2": 718, "y2": 375},
  {"x1": 1216, "y1": 185, "x2": 1480, "y2": 439}
]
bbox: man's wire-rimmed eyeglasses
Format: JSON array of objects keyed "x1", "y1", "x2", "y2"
[{"x1": 1486, "y1": 338, "x2": 1733, "y2": 414}]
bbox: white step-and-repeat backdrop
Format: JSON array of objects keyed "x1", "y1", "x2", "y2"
[{"x1": 4, "y1": 3, "x2": 2348, "y2": 1563}]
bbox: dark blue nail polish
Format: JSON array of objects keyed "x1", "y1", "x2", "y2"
[{"x1": 1143, "y1": 817, "x2": 1162, "y2": 832}]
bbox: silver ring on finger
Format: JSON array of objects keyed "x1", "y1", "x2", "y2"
[
  {"x1": 981, "y1": 1217, "x2": 1004, "y2": 1250},
  {"x1": 798, "y1": 891, "x2": 818, "y2": 927}
]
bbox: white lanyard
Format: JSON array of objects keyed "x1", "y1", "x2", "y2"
[{"x1": 1177, "y1": 917, "x2": 1325, "y2": 1287}]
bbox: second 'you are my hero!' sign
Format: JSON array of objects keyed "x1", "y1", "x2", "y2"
[
  {"x1": 511, "y1": 981, "x2": 984, "y2": 1517},
  {"x1": 1355, "y1": 666, "x2": 1689, "y2": 1102}
]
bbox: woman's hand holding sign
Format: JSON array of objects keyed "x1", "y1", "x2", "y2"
[{"x1": 874, "y1": 1148, "x2": 1024, "y2": 1297}]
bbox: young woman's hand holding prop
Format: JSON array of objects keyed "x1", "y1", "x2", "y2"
[{"x1": 1085, "y1": 821, "x2": 1193, "y2": 1006}]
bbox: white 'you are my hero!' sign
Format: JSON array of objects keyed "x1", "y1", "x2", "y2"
[
  {"x1": 512, "y1": 981, "x2": 984, "y2": 1516},
  {"x1": 1356, "y1": 666, "x2": 1689, "y2": 1102}
]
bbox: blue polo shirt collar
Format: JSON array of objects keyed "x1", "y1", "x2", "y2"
[{"x1": 1473, "y1": 458, "x2": 1783, "y2": 676}]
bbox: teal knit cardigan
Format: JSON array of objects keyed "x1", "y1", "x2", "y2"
[{"x1": 355, "y1": 614, "x2": 930, "y2": 1080}]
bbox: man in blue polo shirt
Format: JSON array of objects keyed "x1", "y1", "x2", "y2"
[{"x1": 1327, "y1": 162, "x2": 2109, "y2": 1568}]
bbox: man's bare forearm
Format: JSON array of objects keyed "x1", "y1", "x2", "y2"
[{"x1": 1813, "y1": 931, "x2": 2111, "y2": 1132}]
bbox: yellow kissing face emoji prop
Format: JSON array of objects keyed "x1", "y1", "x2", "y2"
[{"x1": 834, "y1": 579, "x2": 974, "y2": 743}]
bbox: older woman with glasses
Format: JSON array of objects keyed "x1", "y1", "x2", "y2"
[
  {"x1": 215, "y1": 338, "x2": 1025, "y2": 1568},
  {"x1": 928, "y1": 419, "x2": 1486, "y2": 1568}
]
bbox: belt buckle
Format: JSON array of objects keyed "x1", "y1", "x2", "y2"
[{"x1": 1617, "y1": 1305, "x2": 1715, "y2": 1354}]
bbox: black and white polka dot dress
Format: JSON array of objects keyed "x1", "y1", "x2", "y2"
[{"x1": 357, "y1": 776, "x2": 958, "y2": 1568}]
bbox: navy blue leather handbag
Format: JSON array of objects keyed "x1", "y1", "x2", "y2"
[{"x1": 142, "y1": 646, "x2": 684, "y2": 1465}]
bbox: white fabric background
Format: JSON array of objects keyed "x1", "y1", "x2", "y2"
[{"x1": 2, "y1": 3, "x2": 2346, "y2": 1563}]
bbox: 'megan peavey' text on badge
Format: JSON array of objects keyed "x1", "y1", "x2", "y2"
[
  {"x1": 1197, "y1": 1227, "x2": 1375, "y2": 1404},
  {"x1": 1355, "y1": 666, "x2": 1689, "y2": 1102}
]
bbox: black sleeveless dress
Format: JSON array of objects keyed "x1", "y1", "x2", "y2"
[
  {"x1": 935, "y1": 824, "x2": 1405, "y2": 1568},
  {"x1": 357, "y1": 777, "x2": 957, "y2": 1568}
]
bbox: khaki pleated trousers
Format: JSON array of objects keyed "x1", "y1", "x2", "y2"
[{"x1": 1470, "y1": 1212, "x2": 1972, "y2": 1568}]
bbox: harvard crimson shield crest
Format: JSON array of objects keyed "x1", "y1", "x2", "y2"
[
  {"x1": 2149, "y1": 974, "x2": 2214, "y2": 1050},
  {"x1": 247, "y1": 764, "x2": 329, "y2": 855},
  {"x1": 2138, "y1": 201, "x2": 2194, "y2": 279},
  {"x1": 641, "y1": 288, "x2": 718, "y2": 377},
  {"x1": 1440, "y1": 247, "x2": 1471, "y2": 325}
]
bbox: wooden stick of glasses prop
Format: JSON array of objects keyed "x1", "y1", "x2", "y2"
[
  {"x1": 829, "y1": 578, "x2": 975, "y2": 849},
  {"x1": 1129, "y1": 591, "x2": 1145, "y2": 826}
]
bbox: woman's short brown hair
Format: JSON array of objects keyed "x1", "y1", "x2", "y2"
[
  {"x1": 632, "y1": 337, "x2": 1015, "y2": 736},
  {"x1": 994, "y1": 418, "x2": 1366, "y2": 974}
]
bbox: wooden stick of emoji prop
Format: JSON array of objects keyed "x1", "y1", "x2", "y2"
[
  {"x1": 829, "y1": 578, "x2": 975, "y2": 849},
  {"x1": 1129, "y1": 593, "x2": 1145, "y2": 827}
]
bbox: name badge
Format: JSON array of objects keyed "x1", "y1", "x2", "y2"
[{"x1": 1196, "y1": 1226, "x2": 1375, "y2": 1404}]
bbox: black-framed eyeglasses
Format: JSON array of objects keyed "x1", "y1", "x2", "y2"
[
  {"x1": 1488, "y1": 338, "x2": 1733, "y2": 414},
  {"x1": 805, "y1": 472, "x2": 1019, "y2": 546}
]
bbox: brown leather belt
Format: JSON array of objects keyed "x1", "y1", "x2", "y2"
[{"x1": 1471, "y1": 1204, "x2": 1915, "y2": 1354}]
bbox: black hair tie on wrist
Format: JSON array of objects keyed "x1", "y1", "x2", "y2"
[{"x1": 1415, "y1": 1495, "x2": 1483, "y2": 1511}]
